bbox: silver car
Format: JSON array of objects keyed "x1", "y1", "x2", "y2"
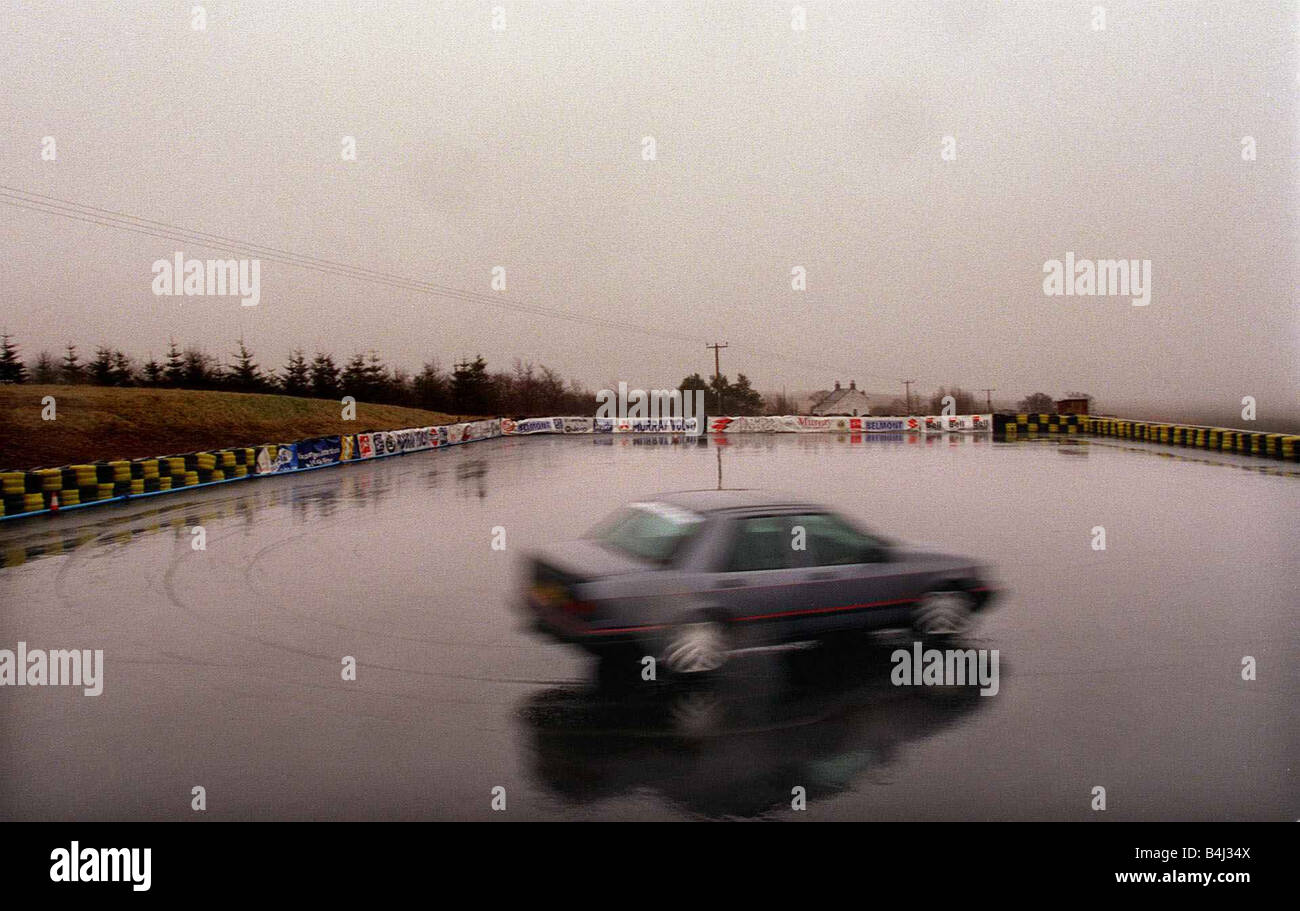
[{"x1": 518, "y1": 490, "x2": 998, "y2": 674}]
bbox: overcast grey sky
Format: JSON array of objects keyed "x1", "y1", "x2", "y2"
[{"x1": 2, "y1": 1, "x2": 1296, "y2": 417}]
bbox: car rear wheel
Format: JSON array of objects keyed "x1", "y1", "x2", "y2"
[
  {"x1": 913, "y1": 590, "x2": 974, "y2": 639},
  {"x1": 662, "y1": 621, "x2": 729, "y2": 674}
]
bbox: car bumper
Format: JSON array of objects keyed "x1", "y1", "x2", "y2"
[{"x1": 518, "y1": 596, "x2": 657, "y2": 649}]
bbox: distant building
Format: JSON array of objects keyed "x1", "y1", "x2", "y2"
[
  {"x1": 809, "y1": 380, "x2": 870, "y2": 416},
  {"x1": 1056, "y1": 397, "x2": 1090, "y2": 416}
]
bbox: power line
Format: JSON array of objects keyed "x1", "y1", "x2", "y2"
[
  {"x1": 901, "y1": 379, "x2": 916, "y2": 414},
  {"x1": 0, "y1": 185, "x2": 933, "y2": 387},
  {"x1": 706, "y1": 341, "x2": 728, "y2": 412}
]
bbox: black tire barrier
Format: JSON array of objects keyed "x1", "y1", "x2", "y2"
[{"x1": 992, "y1": 412, "x2": 1300, "y2": 462}]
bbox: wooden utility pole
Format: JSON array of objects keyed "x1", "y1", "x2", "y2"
[
  {"x1": 706, "y1": 341, "x2": 728, "y2": 413},
  {"x1": 980, "y1": 387, "x2": 996, "y2": 411},
  {"x1": 901, "y1": 379, "x2": 916, "y2": 414}
]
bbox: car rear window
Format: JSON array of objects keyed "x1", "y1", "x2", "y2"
[{"x1": 588, "y1": 502, "x2": 704, "y2": 563}]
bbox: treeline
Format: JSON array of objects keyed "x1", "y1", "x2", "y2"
[
  {"x1": 0, "y1": 333, "x2": 595, "y2": 416},
  {"x1": 0, "y1": 333, "x2": 776, "y2": 417}
]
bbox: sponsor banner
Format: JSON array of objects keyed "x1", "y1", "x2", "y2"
[
  {"x1": 356, "y1": 433, "x2": 375, "y2": 459},
  {"x1": 340, "y1": 434, "x2": 356, "y2": 460},
  {"x1": 741, "y1": 416, "x2": 791, "y2": 433},
  {"x1": 849, "y1": 417, "x2": 908, "y2": 433},
  {"x1": 788, "y1": 415, "x2": 851, "y2": 432},
  {"x1": 434, "y1": 425, "x2": 449, "y2": 446},
  {"x1": 969, "y1": 413, "x2": 992, "y2": 432},
  {"x1": 255, "y1": 443, "x2": 298, "y2": 474},
  {"x1": 560, "y1": 417, "x2": 593, "y2": 434},
  {"x1": 502, "y1": 417, "x2": 561, "y2": 435},
  {"x1": 593, "y1": 418, "x2": 614, "y2": 433},
  {"x1": 392, "y1": 426, "x2": 434, "y2": 452},
  {"x1": 615, "y1": 417, "x2": 699, "y2": 433},
  {"x1": 923, "y1": 416, "x2": 945, "y2": 434},
  {"x1": 297, "y1": 435, "x2": 342, "y2": 468},
  {"x1": 445, "y1": 423, "x2": 471, "y2": 445},
  {"x1": 370, "y1": 431, "x2": 399, "y2": 456}
]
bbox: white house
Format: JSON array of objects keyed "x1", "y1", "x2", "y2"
[{"x1": 809, "y1": 380, "x2": 870, "y2": 416}]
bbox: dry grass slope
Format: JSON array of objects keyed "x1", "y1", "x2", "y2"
[{"x1": 0, "y1": 385, "x2": 455, "y2": 469}]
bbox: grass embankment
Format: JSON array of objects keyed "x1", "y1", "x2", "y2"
[{"x1": 0, "y1": 386, "x2": 455, "y2": 470}]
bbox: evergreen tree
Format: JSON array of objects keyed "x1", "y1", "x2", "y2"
[
  {"x1": 0, "y1": 333, "x2": 28, "y2": 384},
  {"x1": 32, "y1": 351, "x2": 60, "y2": 384},
  {"x1": 61, "y1": 343, "x2": 83, "y2": 384},
  {"x1": 111, "y1": 350, "x2": 135, "y2": 386},
  {"x1": 142, "y1": 356, "x2": 164, "y2": 386},
  {"x1": 414, "y1": 361, "x2": 449, "y2": 412},
  {"x1": 164, "y1": 338, "x2": 185, "y2": 386},
  {"x1": 182, "y1": 347, "x2": 217, "y2": 389},
  {"x1": 89, "y1": 346, "x2": 115, "y2": 385},
  {"x1": 227, "y1": 338, "x2": 265, "y2": 391},
  {"x1": 340, "y1": 351, "x2": 368, "y2": 399},
  {"x1": 727, "y1": 373, "x2": 765, "y2": 416},
  {"x1": 364, "y1": 350, "x2": 390, "y2": 400},
  {"x1": 280, "y1": 349, "x2": 310, "y2": 397},
  {"x1": 309, "y1": 352, "x2": 340, "y2": 399},
  {"x1": 451, "y1": 355, "x2": 493, "y2": 415}
]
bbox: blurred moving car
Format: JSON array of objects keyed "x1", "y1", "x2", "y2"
[{"x1": 518, "y1": 490, "x2": 997, "y2": 673}]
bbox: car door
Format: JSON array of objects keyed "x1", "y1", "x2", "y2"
[
  {"x1": 785, "y1": 512, "x2": 920, "y2": 634},
  {"x1": 703, "y1": 514, "x2": 811, "y2": 646}
]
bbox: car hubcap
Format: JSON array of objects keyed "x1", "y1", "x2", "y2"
[
  {"x1": 663, "y1": 622, "x2": 727, "y2": 674},
  {"x1": 914, "y1": 591, "x2": 972, "y2": 637}
]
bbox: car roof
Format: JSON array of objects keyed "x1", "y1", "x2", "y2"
[{"x1": 652, "y1": 489, "x2": 827, "y2": 515}]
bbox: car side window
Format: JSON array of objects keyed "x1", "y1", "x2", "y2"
[
  {"x1": 793, "y1": 513, "x2": 888, "y2": 566},
  {"x1": 723, "y1": 516, "x2": 795, "y2": 572}
]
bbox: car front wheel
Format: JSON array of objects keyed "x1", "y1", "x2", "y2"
[
  {"x1": 912, "y1": 590, "x2": 974, "y2": 639},
  {"x1": 662, "y1": 621, "x2": 729, "y2": 675}
]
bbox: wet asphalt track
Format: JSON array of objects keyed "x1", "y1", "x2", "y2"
[{"x1": 0, "y1": 433, "x2": 1296, "y2": 820}]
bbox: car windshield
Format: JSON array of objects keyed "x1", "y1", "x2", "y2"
[{"x1": 587, "y1": 502, "x2": 704, "y2": 563}]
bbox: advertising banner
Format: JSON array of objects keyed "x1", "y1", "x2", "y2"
[
  {"x1": 356, "y1": 433, "x2": 375, "y2": 459},
  {"x1": 296, "y1": 435, "x2": 342, "y2": 468},
  {"x1": 560, "y1": 417, "x2": 593, "y2": 434},
  {"x1": 392, "y1": 427, "x2": 434, "y2": 452},
  {"x1": 255, "y1": 443, "x2": 298, "y2": 474},
  {"x1": 340, "y1": 435, "x2": 356, "y2": 460},
  {"x1": 371, "y1": 431, "x2": 399, "y2": 456},
  {"x1": 788, "y1": 416, "x2": 850, "y2": 432},
  {"x1": 502, "y1": 417, "x2": 560, "y2": 435},
  {"x1": 849, "y1": 417, "x2": 908, "y2": 432},
  {"x1": 615, "y1": 417, "x2": 699, "y2": 433}
]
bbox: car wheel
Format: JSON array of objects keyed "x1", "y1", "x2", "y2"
[
  {"x1": 913, "y1": 590, "x2": 974, "y2": 639},
  {"x1": 662, "y1": 621, "x2": 729, "y2": 675}
]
